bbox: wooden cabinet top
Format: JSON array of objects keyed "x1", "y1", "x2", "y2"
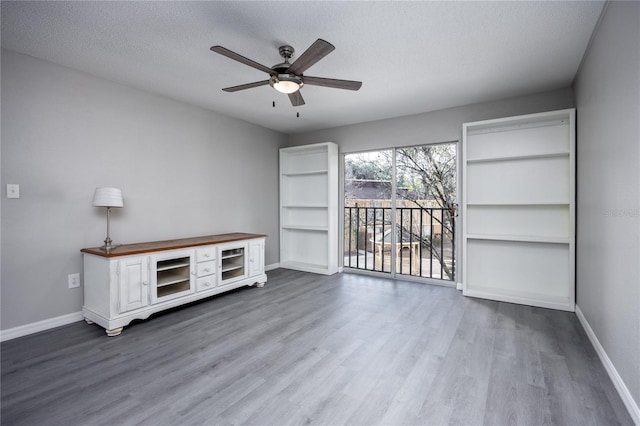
[{"x1": 81, "y1": 232, "x2": 267, "y2": 258}]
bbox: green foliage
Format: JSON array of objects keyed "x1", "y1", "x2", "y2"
[
  {"x1": 395, "y1": 144, "x2": 457, "y2": 207},
  {"x1": 344, "y1": 144, "x2": 456, "y2": 208},
  {"x1": 344, "y1": 152, "x2": 392, "y2": 181}
]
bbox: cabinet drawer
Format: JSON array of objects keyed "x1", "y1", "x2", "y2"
[
  {"x1": 196, "y1": 275, "x2": 217, "y2": 292},
  {"x1": 196, "y1": 261, "x2": 216, "y2": 277},
  {"x1": 196, "y1": 247, "x2": 217, "y2": 263}
]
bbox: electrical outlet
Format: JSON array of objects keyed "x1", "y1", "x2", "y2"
[
  {"x1": 7, "y1": 184, "x2": 19, "y2": 199},
  {"x1": 68, "y1": 273, "x2": 81, "y2": 289}
]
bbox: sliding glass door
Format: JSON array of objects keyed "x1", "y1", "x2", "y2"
[
  {"x1": 344, "y1": 150, "x2": 393, "y2": 273},
  {"x1": 343, "y1": 143, "x2": 457, "y2": 282}
]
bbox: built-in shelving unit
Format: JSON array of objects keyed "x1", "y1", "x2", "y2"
[
  {"x1": 462, "y1": 109, "x2": 575, "y2": 311},
  {"x1": 280, "y1": 142, "x2": 338, "y2": 275}
]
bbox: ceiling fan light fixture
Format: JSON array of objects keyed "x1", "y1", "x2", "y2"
[{"x1": 270, "y1": 74, "x2": 303, "y2": 94}]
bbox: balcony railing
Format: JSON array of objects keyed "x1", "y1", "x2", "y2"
[{"x1": 344, "y1": 206, "x2": 455, "y2": 281}]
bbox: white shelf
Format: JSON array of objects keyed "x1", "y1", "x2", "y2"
[
  {"x1": 279, "y1": 260, "x2": 330, "y2": 275},
  {"x1": 157, "y1": 271, "x2": 190, "y2": 287},
  {"x1": 466, "y1": 201, "x2": 569, "y2": 206},
  {"x1": 282, "y1": 204, "x2": 329, "y2": 209},
  {"x1": 282, "y1": 170, "x2": 328, "y2": 176},
  {"x1": 221, "y1": 252, "x2": 243, "y2": 260},
  {"x1": 156, "y1": 260, "x2": 190, "y2": 271},
  {"x1": 467, "y1": 151, "x2": 569, "y2": 164},
  {"x1": 221, "y1": 264, "x2": 244, "y2": 273},
  {"x1": 466, "y1": 234, "x2": 571, "y2": 244},
  {"x1": 466, "y1": 204, "x2": 570, "y2": 238},
  {"x1": 281, "y1": 225, "x2": 329, "y2": 231}
]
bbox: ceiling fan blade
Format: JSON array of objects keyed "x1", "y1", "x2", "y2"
[
  {"x1": 302, "y1": 76, "x2": 362, "y2": 91},
  {"x1": 210, "y1": 46, "x2": 276, "y2": 76},
  {"x1": 287, "y1": 39, "x2": 335, "y2": 75},
  {"x1": 222, "y1": 80, "x2": 270, "y2": 92},
  {"x1": 288, "y1": 91, "x2": 305, "y2": 107}
]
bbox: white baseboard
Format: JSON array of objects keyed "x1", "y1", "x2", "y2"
[
  {"x1": 575, "y1": 305, "x2": 640, "y2": 425},
  {"x1": 265, "y1": 262, "x2": 280, "y2": 272},
  {"x1": 2, "y1": 267, "x2": 283, "y2": 342},
  {"x1": 0, "y1": 311, "x2": 84, "y2": 342}
]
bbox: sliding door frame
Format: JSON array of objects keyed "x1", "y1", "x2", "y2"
[{"x1": 340, "y1": 140, "x2": 460, "y2": 287}]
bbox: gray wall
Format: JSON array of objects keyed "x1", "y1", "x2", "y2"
[
  {"x1": 287, "y1": 88, "x2": 575, "y2": 152},
  {"x1": 574, "y1": 1, "x2": 640, "y2": 412},
  {"x1": 1, "y1": 50, "x2": 286, "y2": 330}
]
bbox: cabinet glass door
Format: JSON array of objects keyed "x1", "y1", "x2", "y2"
[
  {"x1": 151, "y1": 249, "x2": 194, "y2": 303},
  {"x1": 219, "y1": 243, "x2": 248, "y2": 285}
]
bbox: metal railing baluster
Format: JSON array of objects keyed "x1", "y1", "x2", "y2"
[{"x1": 344, "y1": 206, "x2": 454, "y2": 281}]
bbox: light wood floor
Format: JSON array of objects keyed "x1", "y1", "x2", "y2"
[{"x1": 1, "y1": 269, "x2": 633, "y2": 425}]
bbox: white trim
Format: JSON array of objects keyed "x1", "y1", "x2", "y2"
[
  {"x1": 575, "y1": 305, "x2": 640, "y2": 425},
  {"x1": 2, "y1": 264, "x2": 280, "y2": 341},
  {"x1": 342, "y1": 268, "x2": 457, "y2": 288},
  {"x1": 464, "y1": 288, "x2": 574, "y2": 312},
  {"x1": 0, "y1": 311, "x2": 84, "y2": 342},
  {"x1": 265, "y1": 262, "x2": 280, "y2": 272}
]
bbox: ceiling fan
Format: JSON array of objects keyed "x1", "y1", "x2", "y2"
[{"x1": 210, "y1": 39, "x2": 362, "y2": 107}]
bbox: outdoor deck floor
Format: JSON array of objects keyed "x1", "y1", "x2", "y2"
[{"x1": 344, "y1": 251, "x2": 453, "y2": 280}]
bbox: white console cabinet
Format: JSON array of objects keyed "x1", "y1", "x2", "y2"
[{"x1": 82, "y1": 233, "x2": 267, "y2": 336}]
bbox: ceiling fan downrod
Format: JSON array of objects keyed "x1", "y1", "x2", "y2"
[{"x1": 278, "y1": 45, "x2": 295, "y2": 64}]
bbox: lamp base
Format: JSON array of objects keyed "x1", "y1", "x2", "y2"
[{"x1": 99, "y1": 237, "x2": 120, "y2": 251}]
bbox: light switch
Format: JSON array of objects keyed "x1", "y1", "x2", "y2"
[{"x1": 7, "y1": 184, "x2": 19, "y2": 199}]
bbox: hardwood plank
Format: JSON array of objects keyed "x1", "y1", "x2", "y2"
[{"x1": 1, "y1": 269, "x2": 634, "y2": 426}]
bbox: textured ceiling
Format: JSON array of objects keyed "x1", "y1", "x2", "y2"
[{"x1": 1, "y1": 1, "x2": 605, "y2": 134}]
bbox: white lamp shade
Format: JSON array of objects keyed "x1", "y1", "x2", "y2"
[{"x1": 92, "y1": 187, "x2": 123, "y2": 208}]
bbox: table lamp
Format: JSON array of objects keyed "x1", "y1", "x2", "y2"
[{"x1": 92, "y1": 187, "x2": 123, "y2": 250}]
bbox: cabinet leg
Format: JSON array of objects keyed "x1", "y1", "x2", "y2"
[
  {"x1": 106, "y1": 327, "x2": 123, "y2": 337},
  {"x1": 84, "y1": 319, "x2": 94, "y2": 325},
  {"x1": 256, "y1": 281, "x2": 266, "y2": 288}
]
